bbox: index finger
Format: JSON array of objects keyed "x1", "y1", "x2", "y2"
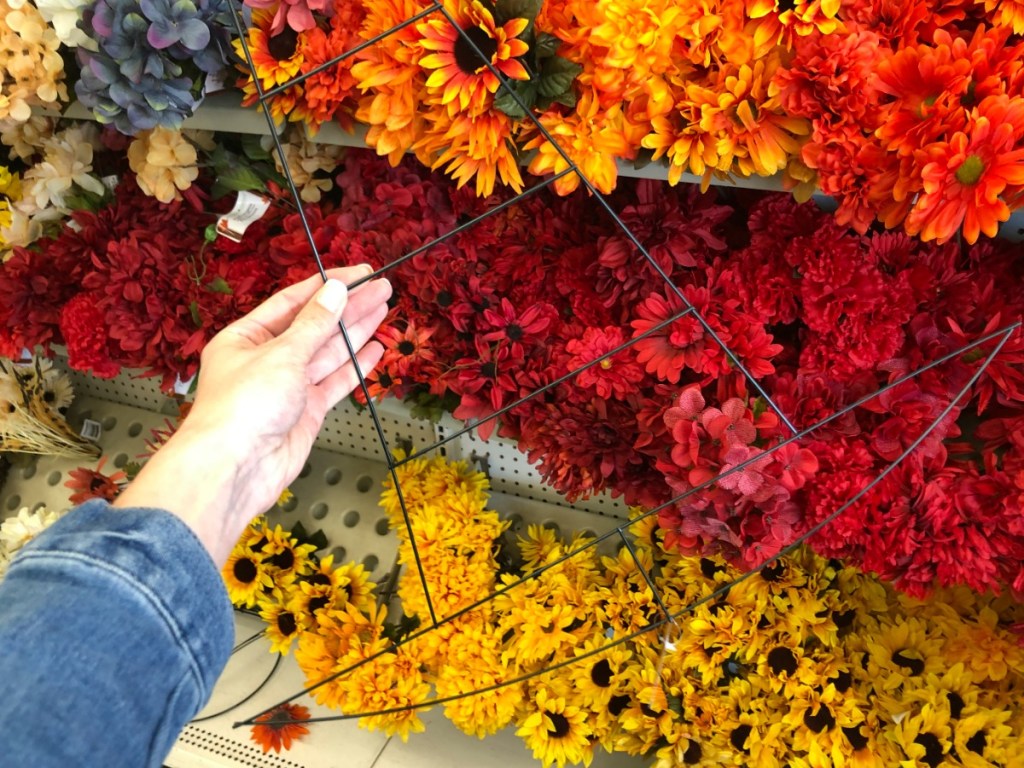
[{"x1": 229, "y1": 265, "x2": 374, "y2": 340}]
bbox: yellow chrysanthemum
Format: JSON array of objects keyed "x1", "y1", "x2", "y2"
[
  {"x1": 980, "y1": 0, "x2": 1024, "y2": 33},
  {"x1": 351, "y1": 0, "x2": 431, "y2": 164},
  {"x1": 524, "y1": 88, "x2": 646, "y2": 195},
  {"x1": 416, "y1": 108, "x2": 524, "y2": 197},
  {"x1": 688, "y1": 53, "x2": 809, "y2": 182}
]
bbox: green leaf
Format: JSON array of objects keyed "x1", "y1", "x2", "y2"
[
  {"x1": 203, "y1": 224, "x2": 218, "y2": 243},
  {"x1": 188, "y1": 301, "x2": 202, "y2": 328},
  {"x1": 553, "y1": 88, "x2": 577, "y2": 108},
  {"x1": 493, "y1": 80, "x2": 538, "y2": 121},
  {"x1": 534, "y1": 32, "x2": 560, "y2": 58},
  {"x1": 216, "y1": 164, "x2": 265, "y2": 193},
  {"x1": 239, "y1": 132, "x2": 273, "y2": 161},
  {"x1": 123, "y1": 461, "x2": 143, "y2": 481},
  {"x1": 538, "y1": 56, "x2": 582, "y2": 98},
  {"x1": 495, "y1": 0, "x2": 542, "y2": 24},
  {"x1": 307, "y1": 529, "x2": 329, "y2": 552},
  {"x1": 206, "y1": 276, "x2": 233, "y2": 294}
]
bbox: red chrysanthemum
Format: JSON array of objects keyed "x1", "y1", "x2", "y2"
[
  {"x1": 566, "y1": 326, "x2": 646, "y2": 400},
  {"x1": 58, "y1": 294, "x2": 120, "y2": 379}
]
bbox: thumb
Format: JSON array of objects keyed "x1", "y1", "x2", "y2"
[{"x1": 280, "y1": 278, "x2": 348, "y2": 359}]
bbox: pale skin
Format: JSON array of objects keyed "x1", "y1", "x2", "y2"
[{"x1": 114, "y1": 265, "x2": 393, "y2": 565}]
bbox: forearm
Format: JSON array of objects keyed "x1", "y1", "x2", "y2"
[{"x1": 113, "y1": 421, "x2": 270, "y2": 566}]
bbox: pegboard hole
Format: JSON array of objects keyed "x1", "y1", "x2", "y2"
[
  {"x1": 330, "y1": 546, "x2": 347, "y2": 561},
  {"x1": 32, "y1": 502, "x2": 46, "y2": 512},
  {"x1": 362, "y1": 554, "x2": 379, "y2": 572},
  {"x1": 6, "y1": 495, "x2": 21, "y2": 511},
  {"x1": 506, "y1": 513, "x2": 523, "y2": 531},
  {"x1": 46, "y1": 471, "x2": 62, "y2": 487},
  {"x1": 113, "y1": 452, "x2": 129, "y2": 468},
  {"x1": 299, "y1": 462, "x2": 312, "y2": 479},
  {"x1": 310, "y1": 502, "x2": 328, "y2": 520},
  {"x1": 374, "y1": 518, "x2": 389, "y2": 536},
  {"x1": 78, "y1": 410, "x2": 92, "y2": 421},
  {"x1": 127, "y1": 421, "x2": 143, "y2": 437},
  {"x1": 21, "y1": 462, "x2": 36, "y2": 480},
  {"x1": 343, "y1": 510, "x2": 360, "y2": 528},
  {"x1": 356, "y1": 475, "x2": 374, "y2": 493},
  {"x1": 542, "y1": 520, "x2": 561, "y2": 536},
  {"x1": 101, "y1": 416, "x2": 117, "y2": 431},
  {"x1": 281, "y1": 495, "x2": 298, "y2": 512},
  {"x1": 324, "y1": 467, "x2": 342, "y2": 486},
  {"x1": 581, "y1": 529, "x2": 597, "y2": 540}
]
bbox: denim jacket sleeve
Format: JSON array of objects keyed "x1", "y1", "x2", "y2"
[{"x1": 0, "y1": 499, "x2": 233, "y2": 767}]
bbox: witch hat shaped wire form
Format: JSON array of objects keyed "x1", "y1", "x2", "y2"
[{"x1": 219, "y1": 0, "x2": 1021, "y2": 731}]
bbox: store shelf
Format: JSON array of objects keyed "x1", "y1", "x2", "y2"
[{"x1": 0, "y1": 368, "x2": 642, "y2": 768}]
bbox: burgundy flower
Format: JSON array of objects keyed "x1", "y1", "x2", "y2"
[{"x1": 59, "y1": 294, "x2": 121, "y2": 379}]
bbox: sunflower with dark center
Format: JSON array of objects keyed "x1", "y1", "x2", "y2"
[
  {"x1": 417, "y1": 0, "x2": 530, "y2": 115},
  {"x1": 223, "y1": 546, "x2": 274, "y2": 608},
  {"x1": 515, "y1": 684, "x2": 592, "y2": 767}
]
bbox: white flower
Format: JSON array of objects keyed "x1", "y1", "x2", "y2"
[
  {"x1": 33, "y1": 0, "x2": 90, "y2": 47},
  {"x1": 20, "y1": 123, "x2": 104, "y2": 211},
  {"x1": 0, "y1": 115, "x2": 54, "y2": 161},
  {"x1": 0, "y1": 505, "x2": 66, "y2": 555}
]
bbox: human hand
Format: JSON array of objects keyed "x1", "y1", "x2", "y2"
[{"x1": 114, "y1": 266, "x2": 392, "y2": 564}]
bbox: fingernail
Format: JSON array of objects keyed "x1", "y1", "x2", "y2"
[
  {"x1": 317, "y1": 279, "x2": 347, "y2": 313},
  {"x1": 358, "y1": 263, "x2": 374, "y2": 275}
]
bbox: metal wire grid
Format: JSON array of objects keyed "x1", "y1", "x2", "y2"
[{"x1": 223, "y1": 0, "x2": 1021, "y2": 728}]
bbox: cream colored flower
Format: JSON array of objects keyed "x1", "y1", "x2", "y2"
[
  {"x1": 33, "y1": 0, "x2": 90, "y2": 47},
  {"x1": 0, "y1": 203, "x2": 44, "y2": 258},
  {"x1": 0, "y1": 115, "x2": 54, "y2": 160},
  {"x1": 128, "y1": 126, "x2": 200, "y2": 203},
  {"x1": 20, "y1": 122, "x2": 105, "y2": 211},
  {"x1": 0, "y1": 505, "x2": 66, "y2": 555},
  {"x1": 263, "y1": 130, "x2": 345, "y2": 203},
  {"x1": 0, "y1": 0, "x2": 68, "y2": 122}
]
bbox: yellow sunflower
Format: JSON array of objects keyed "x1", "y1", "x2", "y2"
[
  {"x1": 258, "y1": 593, "x2": 308, "y2": 655},
  {"x1": 515, "y1": 682, "x2": 593, "y2": 768},
  {"x1": 233, "y1": 10, "x2": 307, "y2": 124},
  {"x1": 257, "y1": 523, "x2": 317, "y2": 586},
  {"x1": 223, "y1": 545, "x2": 275, "y2": 608},
  {"x1": 418, "y1": 0, "x2": 529, "y2": 115}
]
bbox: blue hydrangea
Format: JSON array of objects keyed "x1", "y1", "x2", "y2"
[{"x1": 74, "y1": 0, "x2": 233, "y2": 135}]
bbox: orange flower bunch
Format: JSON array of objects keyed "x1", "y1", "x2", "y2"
[{"x1": 234, "y1": 0, "x2": 366, "y2": 133}]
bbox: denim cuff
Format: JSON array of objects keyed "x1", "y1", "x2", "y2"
[{"x1": 13, "y1": 498, "x2": 233, "y2": 703}]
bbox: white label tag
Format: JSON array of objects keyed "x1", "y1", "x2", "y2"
[
  {"x1": 101, "y1": 175, "x2": 119, "y2": 192},
  {"x1": 173, "y1": 373, "x2": 196, "y2": 396},
  {"x1": 80, "y1": 419, "x2": 102, "y2": 442},
  {"x1": 216, "y1": 191, "x2": 271, "y2": 243}
]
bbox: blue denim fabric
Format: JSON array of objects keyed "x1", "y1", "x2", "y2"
[{"x1": 0, "y1": 499, "x2": 233, "y2": 767}]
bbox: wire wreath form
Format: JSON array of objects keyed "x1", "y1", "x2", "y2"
[{"x1": 222, "y1": 0, "x2": 1020, "y2": 732}]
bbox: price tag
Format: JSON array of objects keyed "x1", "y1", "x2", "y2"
[
  {"x1": 215, "y1": 191, "x2": 271, "y2": 243},
  {"x1": 80, "y1": 419, "x2": 102, "y2": 442}
]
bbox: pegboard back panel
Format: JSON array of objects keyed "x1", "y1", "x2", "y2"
[
  {"x1": 55, "y1": 356, "x2": 623, "y2": 517},
  {"x1": 437, "y1": 417, "x2": 628, "y2": 519}
]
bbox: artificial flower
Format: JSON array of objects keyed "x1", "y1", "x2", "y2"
[
  {"x1": 0, "y1": 0, "x2": 67, "y2": 122},
  {"x1": 250, "y1": 703, "x2": 311, "y2": 753},
  {"x1": 65, "y1": 456, "x2": 126, "y2": 504},
  {"x1": 127, "y1": 127, "x2": 202, "y2": 203}
]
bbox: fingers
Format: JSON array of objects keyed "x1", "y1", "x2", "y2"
[
  {"x1": 229, "y1": 265, "x2": 375, "y2": 343},
  {"x1": 307, "y1": 298, "x2": 390, "y2": 384},
  {"x1": 315, "y1": 340, "x2": 386, "y2": 409}
]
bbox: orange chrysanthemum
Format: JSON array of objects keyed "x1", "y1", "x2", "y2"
[
  {"x1": 351, "y1": 0, "x2": 431, "y2": 164},
  {"x1": 417, "y1": 108, "x2": 523, "y2": 196},
  {"x1": 905, "y1": 96, "x2": 1024, "y2": 244},
  {"x1": 524, "y1": 88, "x2": 645, "y2": 195},
  {"x1": 641, "y1": 72, "x2": 719, "y2": 185},
  {"x1": 250, "y1": 703, "x2": 311, "y2": 754},
  {"x1": 234, "y1": 12, "x2": 307, "y2": 124},
  {"x1": 418, "y1": 0, "x2": 529, "y2": 115},
  {"x1": 689, "y1": 54, "x2": 809, "y2": 180},
  {"x1": 298, "y1": 0, "x2": 366, "y2": 133}
]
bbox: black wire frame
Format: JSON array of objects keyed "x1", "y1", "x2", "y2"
[{"x1": 222, "y1": 0, "x2": 1021, "y2": 730}]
